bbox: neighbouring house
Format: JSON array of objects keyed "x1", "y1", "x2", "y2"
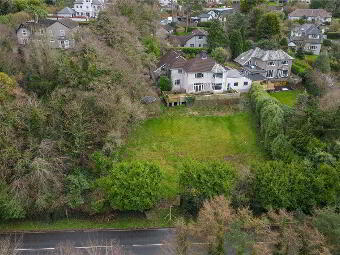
[
  {"x1": 73, "y1": 0, "x2": 104, "y2": 18},
  {"x1": 288, "y1": 9, "x2": 332, "y2": 24},
  {"x1": 159, "y1": 0, "x2": 177, "y2": 7},
  {"x1": 169, "y1": 29, "x2": 208, "y2": 48},
  {"x1": 156, "y1": 24, "x2": 174, "y2": 39},
  {"x1": 213, "y1": 8, "x2": 234, "y2": 22},
  {"x1": 234, "y1": 47, "x2": 294, "y2": 82},
  {"x1": 16, "y1": 19, "x2": 79, "y2": 49},
  {"x1": 289, "y1": 23, "x2": 323, "y2": 55},
  {"x1": 56, "y1": 7, "x2": 76, "y2": 18},
  {"x1": 198, "y1": 12, "x2": 215, "y2": 22},
  {"x1": 154, "y1": 50, "x2": 252, "y2": 93}
]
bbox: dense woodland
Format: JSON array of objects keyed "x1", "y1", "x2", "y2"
[{"x1": 0, "y1": 0, "x2": 340, "y2": 254}]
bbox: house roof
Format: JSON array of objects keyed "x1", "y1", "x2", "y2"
[
  {"x1": 226, "y1": 69, "x2": 243, "y2": 78},
  {"x1": 182, "y1": 53, "x2": 217, "y2": 73},
  {"x1": 199, "y1": 13, "x2": 211, "y2": 18},
  {"x1": 234, "y1": 47, "x2": 294, "y2": 66},
  {"x1": 246, "y1": 73, "x2": 266, "y2": 81},
  {"x1": 288, "y1": 9, "x2": 332, "y2": 18},
  {"x1": 58, "y1": 18, "x2": 79, "y2": 29},
  {"x1": 161, "y1": 24, "x2": 173, "y2": 32},
  {"x1": 74, "y1": 0, "x2": 83, "y2": 4},
  {"x1": 169, "y1": 29, "x2": 208, "y2": 46},
  {"x1": 156, "y1": 50, "x2": 186, "y2": 70},
  {"x1": 92, "y1": 0, "x2": 103, "y2": 5},
  {"x1": 57, "y1": 7, "x2": 75, "y2": 15},
  {"x1": 292, "y1": 23, "x2": 321, "y2": 34}
]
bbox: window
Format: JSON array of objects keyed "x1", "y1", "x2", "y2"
[
  {"x1": 212, "y1": 83, "x2": 222, "y2": 90},
  {"x1": 175, "y1": 79, "x2": 180, "y2": 85},
  {"x1": 244, "y1": 81, "x2": 248, "y2": 86},
  {"x1": 282, "y1": 70, "x2": 288, "y2": 77},
  {"x1": 22, "y1": 29, "x2": 27, "y2": 36},
  {"x1": 39, "y1": 28, "x2": 44, "y2": 35},
  {"x1": 193, "y1": 83, "x2": 203, "y2": 92},
  {"x1": 60, "y1": 30, "x2": 65, "y2": 36},
  {"x1": 50, "y1": 40, "x2": 55, "y2": 43},
  {"x1": 198, "y1": 35, "x2": 203, "y2": 39},
  {"x1": 49, "y1": 30, "x2": 53, "y2": 35},
  {"x1": 64, "y1": 40, "x2": 69, "y2": 48},
  {"x1": 214, "y1": 73, "x2": 223, "y2": 78},
  {"x1": 178, "y1": 69, "x2": 182, "y2": 74},
  {"x1": 234, "y1": 82, "x2": 238, "y2": 87},
  {"x1": 310, "y1": 34, "x2": 319, "y2": 39},
  {"x1": 199, "y1": 44, "x2": 201, "y2": 47},
  {"x1": 309, "y1": 45, "x2": 317, "y2": 50},
  {"x1": 282, "y1": 60, "x2": 288, "y2": 65},
  {"x1": 195, "y1": 73, "x2": 204, "y2": 78},
  {"x1": 266, "y1": 70, "x2": 274, "y2": 78},
  {"x1": 190, "y1": 44, "x2": 194, "y2": 47},
  {"x1": 268, "y1": 61, "x2": 275, "y2": 66}
]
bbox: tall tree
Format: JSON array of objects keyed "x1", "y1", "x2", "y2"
[
  {"x1": 229, "y1": 30, "x2": 244, "y2": 59},
  {"x1": 207, "y1": 19, "x2": 228, "y2": 51},
  {"x1": 257, "y1": 12, "x2": 281, "y2": 40}
]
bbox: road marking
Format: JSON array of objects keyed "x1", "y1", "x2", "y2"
[
  {"x1": 15, "y1": 248, "x2": 55, "y2": 251},
  {"x1": 132, "y1": 243, "x2": 164, "y2": 247}
]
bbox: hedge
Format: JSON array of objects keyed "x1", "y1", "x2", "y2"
[
  {"x1": 173, "y1": 47, "x2": 208, "y2": 56},
  {"x1": 326, "y1": 32, "x2": 340, "y2": 39}
]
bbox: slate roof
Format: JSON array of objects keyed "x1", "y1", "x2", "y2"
[
  {"x1": 246, "y1": 73, "x2": 266, "y2": 81},
  {"x1": 226, "y1": 69, "x2": 243, "y2": 78},
  {"x1": 169, "y1": 29, "x2": 208, "y2": 46},
  {"x1": 58, "y1": 18, "x2": 79, "y2": 29},
  {"x1": 234, "y1": 47, "x2": 294, "y2": 66},
  {"x1": 288, "y1": 9, "x2": 332, "y2": 18},
  {"x1": 182, "y1": 54, "x2": 216, "y2": 73},
  {"x1": 74, "y1": 0, "x2": 83, "y2": 4},
  {"x1": 156, "y1": 51, "x2": 218, "y2": 73},
  {"x1": 156, "y1": 50, "x2": 186, "y2": 70},
  {"x1": 92, "y1": 0, "x2": 103, "y2": 5},
  {"x1": 199, "y1": 13, "x2": 211, "y2": 18},
  {"x1": 290, "y1": 24, "x2": 322, "y2": 44},
  {"x1": 57, "y1": 7, "x2": 75, "y2": 15}
]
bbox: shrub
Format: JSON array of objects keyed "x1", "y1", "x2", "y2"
[
  {"x1": 326, "y1": 32, "x2": 340, "y2": 39},
  {"x1": 158, "y1": 75, "x2": 172, "y2": 91},
  {"x1": 97, "y1": 161, "x2": 163, "y2": 211},
  {"x1": 179, "y1": 160, "x2": 237, "y2": 215},
  {"x1": 323, "y1": 39, "x2": 332, "y2": 47}
]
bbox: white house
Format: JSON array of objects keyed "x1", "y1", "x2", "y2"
[
  {"x1": 288, "y1": 9, "x2": 332, "y2": 24},
  {"x1": 73, "y1": 0, "x2": 104, "y2": 18},
  {"x1": 169, "y1": 29, "x2": 208, "y2": 48},
  {"x1": 155, "y1": 51, "x2": 252, "y2": 93}
]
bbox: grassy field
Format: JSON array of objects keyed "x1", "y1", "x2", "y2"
[
  {"x1": 270, "y1": 90, "x2": 302, "y2": 106},
  {"x1": 1, "y1": 107, "x2": 265, "y2": 232},
  {"x1": 120, "y1": 108, "x2": 265, "y2": 198}
]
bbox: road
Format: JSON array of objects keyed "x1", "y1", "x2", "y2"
[{"x1": 0, "y1": 228, "x2": 177, "y2": 255}]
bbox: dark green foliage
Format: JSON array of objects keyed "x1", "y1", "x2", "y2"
[
  {"x1": 312, "y1": 207, "x2": 340, "y2": 254},
  {"x1": 326, "y1": 32, "x2": 340, "y2": 39},
  {"x1": 256, "y1": 12, "x2": 281, "y2": 40},
  {"x1": 175, "y1": 47, "x2": 207, "y2": 57},
  {"x1": 323, "y1": 39, "x2": 332, "y2": 47},
  {"x1": 252, "y1": 160, "x2": 340, "y2": 213},
  {"x1": 229, "y1": 30, "x2": 244, "y2": 59},
  {"x1": 314, "y1": 53, "x2": 331, "y2": 73},
  {"x1": 196, "y1": 21, "x2": 213, "y2": 28},
  {"x1": 296, "y1": 47, "x2": 305, "y2": 59},
  {"x1": 66, "y1": 170, "x2": 90, "y2": 209},
  {"x1": 142, "y1": 36, "x2": 161, "y2": 57},
  {"x1": 179, "y1": 160, "x2": 236, "y2": 215},
  {"x1": 207, "y1": 19, "x2": 228, "y2": 51},
  {"x1": 279, "y1": 37, "x2": 288, "y2": 47},
  {"x1": 0, "y1": 182, "x2": 25, "y2": 220},
  {"x1": 158, "y1": 75, "x2": 172, "y2": 91},
  {"x1": 97, "y1": 161, "x2": 163, "y2": 211},
  {"x1": 255, "y1": 39, "x2": 279, "y2": 50}
]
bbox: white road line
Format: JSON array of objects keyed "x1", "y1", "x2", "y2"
[
  {"x1": 132, "y1": 244, "x2": 164, "y2": 247},
  {"x1": 15, "y1": 248, "x2": 55, "y2": 251}
]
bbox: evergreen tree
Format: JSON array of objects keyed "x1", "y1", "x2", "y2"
[
  {"x1": 207, "y1": 19, "x2": 228, "y2": 51},
  {"x1": 229, "y1": 30, "x2": 244, "y2": 59},
  {"x1": 257, "y1": 12, "x2": 281, "y2": 40}
]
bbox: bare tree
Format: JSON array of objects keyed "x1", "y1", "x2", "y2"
[{"x1": 0, "y1": 236, "x2": 22, "y2": 255}]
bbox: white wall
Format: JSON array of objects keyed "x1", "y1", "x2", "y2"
[
  {"x1": 184, "y1": 36, "x2": 208, "y2": 48},
  {"x1": 227, "y1": 77, "x2": 252, "y2": 92}
]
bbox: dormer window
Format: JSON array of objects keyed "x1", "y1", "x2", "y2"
[
  {"x1": 22, "y1": 29, "x2": 27, "y2": 36},
  {"x1": 195, "y1": 73, "x2": 204, "y2": 78},
  {"x1": 60, "y1": 30, "x2": 65, "y2": 36},
  {"x1": 214, "y1": 73, "x2": 223, "y2": 78},
  {"x1": 268, "y1": 61, "x2": 275, "y2": 66},
  {"x1": 282, "y1": 60, "x2": 288, "y2": 65},
  {"x1": 198, "y1": 35, "x2": 203, "y2": 39}
]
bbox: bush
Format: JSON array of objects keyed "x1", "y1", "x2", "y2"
[
  {"x1": 323, "y1": 39, "x2": 332, "y2": 47},
  {"x1": 197, "y1": 21, "x2": 213, "y2": 28},
  {"x1": 174, "y1": 47, "x2": 207, "y2": 57},
  {"x1": 97, "y1": 161, "x2": 163, "y2": 211},
  {"x1": 326, "y1": 32, "x2": 340, "y2": 39},
  {"x1": 158, "y1": 75, "x2": 172, "y2": 91},
  {"x1": 179, "y1": 160, "x2": 237, "y2": 215}
]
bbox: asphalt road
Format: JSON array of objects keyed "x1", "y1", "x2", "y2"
[{"x1": 0, "y1": 228, "x2": 177, "y2": 255}]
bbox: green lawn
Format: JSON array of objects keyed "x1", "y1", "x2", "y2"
[
  {"x1": 120, "y1": 109, "x2": 265, "y2": 198},
  {"x1": 270, "y1": 90, "x2": 302, "y2": 106}
]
